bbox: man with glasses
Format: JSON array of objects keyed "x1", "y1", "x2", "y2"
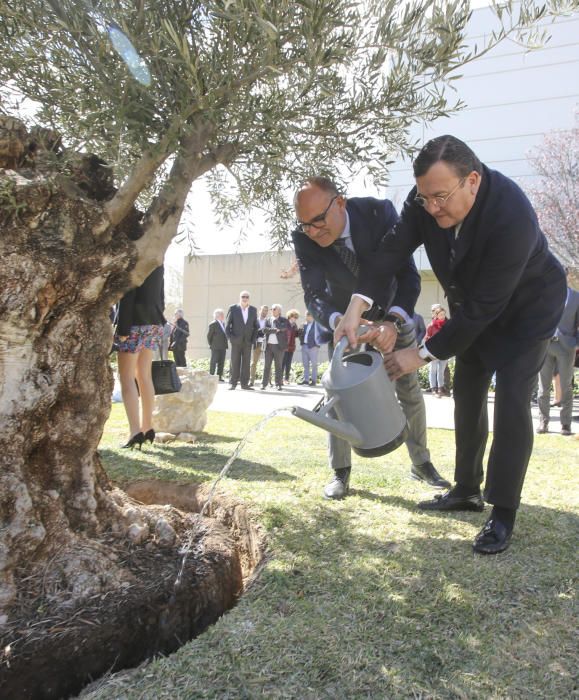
[
  {"x1": 337, "y1": 135, "x2": 567, "y2": 555},
  {"x1": 292, "y1": 176, "x2": 449, "y2": 500},
  {"x1": 225, "y1": 290, "x2": 259, "y2": 390}
]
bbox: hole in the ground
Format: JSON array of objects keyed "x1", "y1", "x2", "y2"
[{"x1": 0, "y1": 480, "x2": 266, "y2": 700}]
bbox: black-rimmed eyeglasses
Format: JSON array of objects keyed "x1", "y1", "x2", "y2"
[
  {"x1": 297, "y1": 195, "x2": 338, "y2": 232},
  {"x1": 414, "y1": 178, "x2": 466, "y2": 209}
]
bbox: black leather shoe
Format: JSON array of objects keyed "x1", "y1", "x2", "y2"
[
  {"x1": 323, "y1": 467, "x2": 351, "y2": 500},
  {"x1": 411, "y1": 461, "x2": 451, "y2": 489},
  {"x1": 228, "y1": 385, "x2": 236, "y2": 391},
  {"x1": 241, "y1": 385, "x2": 254, "y2": 391},
  {"x1": 418, "y1": 489, "x2": 484, "y2": 512},
  {"x1": 473, "y1": 516, "x2": 512, "y2": 554}
]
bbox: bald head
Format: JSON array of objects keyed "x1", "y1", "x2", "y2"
[{"x1": 294, "y1": 179, "x2": 347, "y2": 248}]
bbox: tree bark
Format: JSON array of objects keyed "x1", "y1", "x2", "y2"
[{"x1": 0, "y1": 162, "x2": 145, "y2": 618}]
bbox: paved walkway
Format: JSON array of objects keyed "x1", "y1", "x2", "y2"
[{"x1": 208, "y1": 381, "x2": 578, "y2": 433}]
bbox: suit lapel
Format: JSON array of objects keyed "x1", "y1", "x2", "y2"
[{"x1": 449, "y1": 170, "x2": 489, "y2": 271}]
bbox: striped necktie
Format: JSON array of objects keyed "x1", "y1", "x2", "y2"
[{"x1": 333, "y1": 237, "x2": 359, "y2": 277}]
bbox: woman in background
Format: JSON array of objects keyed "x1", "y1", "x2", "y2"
[
  {"x1": 115, "y1": 265, "x2": 165, "y2": 449},
  {"x1": 282, "y1": 309, "x2": 300, "y2": 384},
  {"x1": 424, "y1": 306, "x2": 449, "y2": 398}
]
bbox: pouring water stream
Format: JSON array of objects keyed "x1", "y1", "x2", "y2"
[{"x1": 174, "y1": 407, "x2": 294, "y2": 588}]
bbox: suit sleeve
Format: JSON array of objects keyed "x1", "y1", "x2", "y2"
[
  {"x1": 207, "y1": 324, "x2": 214, "y2": 346},
  {"x1": 293, "y1": 230, "x2": 342, "y2": 329},
  {"x1": 225, "y1": 306, "x2": 234, "y2": 339},
  {"x1": 357, "y1": 194, "x2": 422, "y2": 306},
  {"x1": 382, "y1": 201, "x2": 421, "y2": 316},
  {"x1": 427, "y1": 211, "x2": 538, "y2": 359}
]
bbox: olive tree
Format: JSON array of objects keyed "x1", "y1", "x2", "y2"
[{"x1": 0, "y1": 0, "x2": 569, "y2": 620}]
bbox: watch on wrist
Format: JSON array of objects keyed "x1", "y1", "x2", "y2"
[
  {"x1": 418, "y1": 343, "x2": 432, "y2": 362},
  {"x1": 383, "y1": 313, "x2": 403, "y2": 334}
]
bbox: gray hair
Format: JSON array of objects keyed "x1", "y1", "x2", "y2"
[
  {"x1": 213, "y1": 308, "x2": 224, "y2": 319},
  {"x1": 271, "y1": 303, "x2": 282, "y2": 312}
]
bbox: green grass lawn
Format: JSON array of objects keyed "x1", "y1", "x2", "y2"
[{"x1": 87, "y1": 404, "x2": 578, "y2": 699}]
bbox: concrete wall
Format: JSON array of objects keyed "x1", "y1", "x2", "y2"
[{"x1": 183, "y1": 251, "x2": 444, "y2": 360}]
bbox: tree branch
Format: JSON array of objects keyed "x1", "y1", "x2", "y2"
[{"x1": 131, "y1": 140, "x2": 237, "y2": 283}]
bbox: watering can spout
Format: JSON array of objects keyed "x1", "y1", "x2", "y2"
[{"x1": 291, "y1": 405, "x2": 364, "y2": 447}]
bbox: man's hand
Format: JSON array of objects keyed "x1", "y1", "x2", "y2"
[
  {"x1": 363, "y1": 322, "x2": 398, "y2": 354},
  {"x1": 383, "y1": 347, "x2": 427, "y2": 380},
  {"x1": 334, "y1": 296, "x2": 370, "y2": 347}
]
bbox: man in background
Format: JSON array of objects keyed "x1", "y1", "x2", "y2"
[
  {"x1": 207, "y1": 308, "x2": 228, "y2": 382},
  {"x1": 225, "y1": 290, "x2": 258, "y2": 390},
  {"x1": 299, "y1": 311, "x2": 322, "y2": 385},
  {"x1": 261, "y1": 304, "x2": 288, "y2": 391},
  {"x1": 169, "y1": 309, "x2": 189, "y2": 367},
  {"x1": 537, "y1": 271, "x2": 579, "y2": 436}
]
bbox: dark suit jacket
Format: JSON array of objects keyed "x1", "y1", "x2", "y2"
[
  {"x1": 225, "y1": 304, "x2": 258, "y2": 345},
  {"x1": 264, "y1": 316, "x2": 289, "y2": 351},
  {"x1": 116, "y1": 265, "x2": 165, "y2": 336},
  {"x1": 292, "y1": 197, "x2": 420, "y2": 330},
  {"x1": 207, "y1": 320, "x2": 228, "y2": 351},
  {"x1": 170, "y1": 317, "x2": 189, "y2": 351},
  {"x1": 358, "y1": 166, "x2": 567, "y2": 367}
]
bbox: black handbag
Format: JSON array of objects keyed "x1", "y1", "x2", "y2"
[{"x1": 151, "y1": 360, "x2": 182, "y2": 395}]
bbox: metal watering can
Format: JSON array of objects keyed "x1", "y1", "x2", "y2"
[{"x1": 292, "y1": 328, "x2": 408, "y2": 457}]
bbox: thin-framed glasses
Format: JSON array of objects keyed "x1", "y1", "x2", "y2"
[
  {"x1": 414, "y1": 177, "x2": 466, "y2": 209},
  {"x1": 297, "y1": 195, "x2": 338, "y2": 231}
]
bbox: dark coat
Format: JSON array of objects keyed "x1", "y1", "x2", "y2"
[
  {"x1": 116, "y1": 266, "x2": 165, "y2": 336},
  {"x1": 358, "y1": 166, "x2": 567, "y2": 368},
  {"x1": 207, "y1": 320, "x2": 228, "y2": 351},
  {"x1": 225, "y1": 304, "x2": 259, "y2": 345},
  {"x1": 292, "y1": 197, "x2": 420, "y2": 330},
  {"x1": 170, "y1": 317, "x2": 189, "y2": 351},
  {"x1": 264, "y1": 316, "x2": 289, "y2": 351}
]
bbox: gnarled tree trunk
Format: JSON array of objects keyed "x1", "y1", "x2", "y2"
[{"x1": 0, "y1": 129, "x2": 146, "y2": 619}]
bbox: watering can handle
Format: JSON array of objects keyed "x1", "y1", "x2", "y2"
[{"x1": 331, "y1": 325, "x2": 372, "y2": 371}]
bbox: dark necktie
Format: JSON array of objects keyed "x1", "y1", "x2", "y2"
[{"x1": 333, "y1": 237, "x2": 359, "y2": 277}]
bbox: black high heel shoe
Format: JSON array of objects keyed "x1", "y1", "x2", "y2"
[
  {"x1": 122, "y1": 432, "x2": 145, "y2": 450},
  {"x1": 143, "y1": 429, "x2": 155, "y2": 444}
]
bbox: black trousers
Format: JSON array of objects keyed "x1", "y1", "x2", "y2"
[
  {"x1": 210, "y1": 349, "x2": 226, "y2": 378},
  {"x1": 282, "y1": 350, "x2": 294, "y2": 380},
  {"x1": 173, "y1": 348, "x2": 187, "y2": 367},
  {"x1": 262, "y1": 344, "x2": 284, "y2": 387},
  {"x1": 230, "y1": 340, "x2": 252, "y2": 387},
  {"x1": 453, "y1": 338, "x2": 549, "y2": 509}
]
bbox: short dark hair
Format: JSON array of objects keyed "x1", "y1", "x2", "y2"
[{"x1": 413, "y1": 135, "x2": 482, "y2": 178}]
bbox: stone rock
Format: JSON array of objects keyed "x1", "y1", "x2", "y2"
[
  {"x1": 155, "y1": 432, "x2": 176, "y2": 444},
  {"x1": 154, "y1": 518, "x2": 177, "y2": 548},
  {"x1": 153, "y1": 369, "x2": 218, "y2": 436},
  {"x1": 127, "y1": 523, "x2": 149, "y2": 545}
]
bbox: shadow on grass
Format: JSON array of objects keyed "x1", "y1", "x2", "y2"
[
  {"x1": 349, "y1": 487, "x2": 491, "y2": 525},
  {"x1": 99, "y1": 446, "x2": 295, "y2": 484},
  {"x1": 246, "y1": 498, "x2": 578, "y2": 698}
]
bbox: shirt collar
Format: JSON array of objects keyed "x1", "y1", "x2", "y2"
[{"x1": 339, "y1": 211, "x2": 351, "y2": 241}]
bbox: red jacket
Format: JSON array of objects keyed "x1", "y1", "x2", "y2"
[
  {"x1": 425, "y1": 317, "x2": 446, "y2": 342},
  {"x1": 285, "y1": 322, "x2": 299, "y2": 352}
]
